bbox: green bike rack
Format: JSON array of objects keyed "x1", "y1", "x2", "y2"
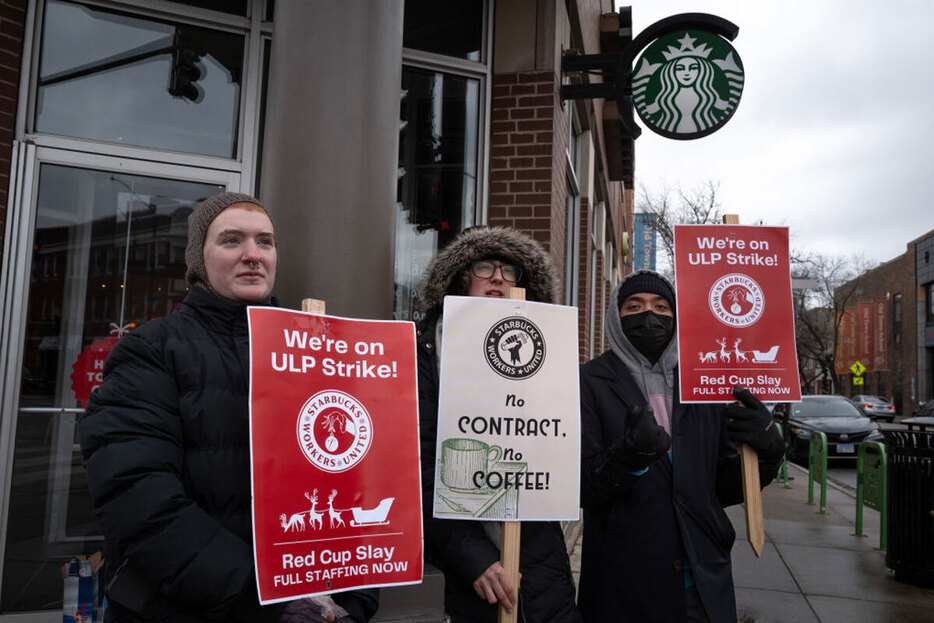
[
  {"x1": 807, "y1": 430, "x2": 828, "y2": 514},
  {"x1": 775, "y1": 423, "x2": 791, "y2": 488},
  {"x1": 855, "y1": 441, "x2": 887, "y2": 550}
]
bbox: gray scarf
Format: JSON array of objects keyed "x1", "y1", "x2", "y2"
[{"x1": 605, "y1": 273, "x2": 679, "y2": 432}]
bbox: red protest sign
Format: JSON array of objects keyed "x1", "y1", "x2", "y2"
[
  {"x1": 247, "y1": 307, "x2": 422, "y2": 604},
  {"x1": 674, "y1": 225, "x2": 801, "y2": 403}
]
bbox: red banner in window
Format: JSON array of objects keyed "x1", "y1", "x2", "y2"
[
  {"x1": 858, "y1": 301, "x2": 872, "y2": 369},
  {"x1": 835, "y1": 306, "x2": 859, "y2": 375},
  {"x1": 872, "y1": 297, "x2": 887, "y2": 371}
]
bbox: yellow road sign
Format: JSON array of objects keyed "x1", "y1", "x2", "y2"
[
  {"x1": 850, "y1": 360, "x2": 866, "y2": 376},
  {"x1": 853, "y1": 376, "x2": 864, "y2": 386}
]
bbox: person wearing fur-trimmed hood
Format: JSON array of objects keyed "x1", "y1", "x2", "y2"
[
  {"x1": 577, "y1": 270, "x2": 784, "y2": 622},
  {"x1": 416, "y1": 226, "x2": 582, "y2": 623}
]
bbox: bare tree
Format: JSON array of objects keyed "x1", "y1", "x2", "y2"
[
  {"x1": 636, "y1": 180, "x2": 724, "y2": 277},
  {"x1": 791, "y1": 251, "x2": 877, "y2": 393}
]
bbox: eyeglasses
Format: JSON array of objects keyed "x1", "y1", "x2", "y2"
[{"x1": 470, "y1": 261, "x2": 522, "y2": 283}]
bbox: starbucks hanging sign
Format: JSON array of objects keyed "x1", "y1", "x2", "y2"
[{"x1": 632, "y1": 30, "x2": 744, "y2": 140}]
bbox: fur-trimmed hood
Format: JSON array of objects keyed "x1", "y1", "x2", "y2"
[{"x1": 418, "y1": 226, "x2": 561, "y2": 311}]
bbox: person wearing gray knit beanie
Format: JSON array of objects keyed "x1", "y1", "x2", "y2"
[
  {"x1": 185, "y1": 191, "x2": 276, "y2": 302},
  {"x1": 79, "y1": 189, "x2": 380, "y2": 622}
]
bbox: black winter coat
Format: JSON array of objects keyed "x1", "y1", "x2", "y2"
[
  {"x1": 578, "y1": 352, "x2": 780, "y2": 623},
  {"x1": 79, "y1": 287, "x2": 377, "y2": 623},
  {"x1": 417, "y1": 313, "x2": 581, "y2": 623}
]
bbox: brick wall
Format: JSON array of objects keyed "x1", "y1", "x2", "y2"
[
  {"x1": 0, "y1": 0, "x2": 27, "y2": 248},
  {"x1": 488, "y1": 2, "x2": 630, "y2": 362},
  {"x1": 600, "y1": 264, "x2": 616, "y2": 353},
  {"x1": 491, "y1": 69, "x2": 617, "y2": 358},
  {"x1": 488, "y1": 69, "x2": 569, "y2": 283},
  {"x1": 577, "y1": 196, "x2": 591, "y2": 360},
  {"x1": 489, "y1": 71, "x2": 559, "y2": 245},
  {"x1": 549, "y1": 83, "x2": 568, "y2": 270},
  {"x1": 838, "y1": 251, "x2": 917, "y2": 413}
]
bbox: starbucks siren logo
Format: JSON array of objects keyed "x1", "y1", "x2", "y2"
[
  {"x1": 632, "y1": 30, "x2": 744, "y2": 139},
  {"x1": 297, "y1": 390, "x2": 372, "y2": 473},
  {"x1": 484, "y1": 316, "x2": 546, "y2": 379}
]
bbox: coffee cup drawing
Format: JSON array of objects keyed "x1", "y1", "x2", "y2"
[{"x1": 440, "y1": 437, "x2": 503, "y2": 491}]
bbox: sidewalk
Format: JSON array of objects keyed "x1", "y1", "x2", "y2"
[
  {"x1": 569, "y1": 462, "x2": 934, "y2": 622},
  {"x1": 730, "y1": 463, "x2": 933, "y2": 623}
]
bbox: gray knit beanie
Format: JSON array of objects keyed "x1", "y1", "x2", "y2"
[
  {"x1": 185, "y1": 191, "x2": 269, "y2": 291},
  {"x1": 616, "y1": 269, "x2": 676, "y2": 312}
]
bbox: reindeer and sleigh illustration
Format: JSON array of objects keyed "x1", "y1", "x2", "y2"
[
  {"x1": 697, "y1": 338, "x2": 779, "y2": 365},
  {"x1": 279, "y1": 488, "x2": 395, "y2": 534}
]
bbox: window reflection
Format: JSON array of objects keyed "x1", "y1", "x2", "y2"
[
  {"x1": 394, "y1": 68, "x2": 479, "y2": 321},
  {"x1": 2, "y1": 164, "x2": 221, "y2": 613},
  {"x1": 36, "y1": 0, "x2": 243, "y2": 158},
  {"x1": 173, "y1": 0, "x2": 249, "y2": 16},
  {"x1": 403, "y1": 0, "x2": 484, "y2": 61}
]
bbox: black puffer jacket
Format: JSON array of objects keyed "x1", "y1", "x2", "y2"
[
  {"x1": 79, "y1": 287, "x2": 377, "y2": 623},
  {"x1": 416, "y1": 227, "x2": 581, "y2": 623}
]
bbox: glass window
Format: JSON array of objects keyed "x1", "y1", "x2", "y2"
[
  {"x1": 567, "y1": 106, "x2": 581, "y2": 175},
  {"x1": 36, "y1": 0, "x2": 244, "y2": 158},
  {"x1": 403, "y1": 0, "x2": 484, "y2": 61},
  {"x1": 174, "y1": 0, "x2": 248, "y2": 16},
  {"x1": 2, "y1": 163, "x2": 221, "y2": 613},
  {"x1": 928, "y1": 283, "x2": 934, "y2": 323},
  {"x1": 794, "y1": 396, "x2": 863, "y2": 418},
  {"x1": 589, "y1": 243, "x2": 597, "y2": 358},
  {"x1": 564, "y1": 110, "x2": 581, "y2": 307},
  {"x1": 254, "y1": 38, "x2": 272, "y2": 196},
  {"x1": 393, "y1": 68, "x2": 480, "y2": 321},
  {"x1": 565, "y1": 179, "x2": 580, "y2": 306}
]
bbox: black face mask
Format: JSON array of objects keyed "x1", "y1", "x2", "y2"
[{"x1": 621, "y1": 310, "x2": 674, "y2": 363}]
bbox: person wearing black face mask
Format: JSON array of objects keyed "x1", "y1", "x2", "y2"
[
  {"x1": 618, "y1": 302, "x2": 675, "y2": 364},
  {"x1": 577, "y1": 270, "x2": 783, "y2": 623}
]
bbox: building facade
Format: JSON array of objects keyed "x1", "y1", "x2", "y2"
[
  {"x1": 835, "y1": 230, "x2": 934, "y2": 415},
  {"x1": 913, "y1": 230, "x2": 934, "y2": 409},
  {"x1": 0, "y1": 0, "x2": 631, "y2": 617}
]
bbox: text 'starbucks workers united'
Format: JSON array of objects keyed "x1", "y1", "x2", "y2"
[{"x1": 633, "y1": 30, "x2": 744, "y2": 140}]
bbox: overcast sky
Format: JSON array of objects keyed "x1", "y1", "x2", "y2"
[{"x1": 618, "y1": 0, "x2": 934, "y2": 265}]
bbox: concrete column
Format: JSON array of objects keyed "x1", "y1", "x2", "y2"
[{"x1": 260, "y1": 0, "x2": 404, "y2": 318}]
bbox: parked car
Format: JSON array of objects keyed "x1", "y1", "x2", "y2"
[
  {"x1": 784, "y1": 395, "x2": 883, "y2": 462},
  {"x1": 914, "y1": 399, "x2": 934, "y2": 417},
  {"x1": 850, "y1": 394, "x2": 897, "y2": 423}
]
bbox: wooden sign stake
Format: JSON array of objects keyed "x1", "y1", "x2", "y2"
[
  {"x1": 740, "y1": 444, "x2": 764, "y2": 557},
  {"x1": 302, "y1": 298, "x2": 326, "y2": 314},
  {"x1": 498, "y1": 286, "x2": 525, "y2": 623},
  {"x1": 722, "y1": 214, "x2": 765, "y2": 558}
]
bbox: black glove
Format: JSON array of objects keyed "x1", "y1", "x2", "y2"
[
  {"x1": 724, "y1": 386, "x2": 784, "y2": 460},
  {"x1": 609, "y1": 404, "x2": 671, "y2": 471},
  {"x1": 280, "y1": 597, "x2": 349, "y2": 623}
]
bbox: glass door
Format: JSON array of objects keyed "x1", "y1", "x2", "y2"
[
  {"x1": 394, "y1": 67, "x2": 480, "y2": 322},
  {"x1": 0, "y1": 148, "x2": 237, "y2": 614}
]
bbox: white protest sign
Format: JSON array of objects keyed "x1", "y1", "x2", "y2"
[{"x1": 434, "y1": 296, "x2": 580, "y2": 521}]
